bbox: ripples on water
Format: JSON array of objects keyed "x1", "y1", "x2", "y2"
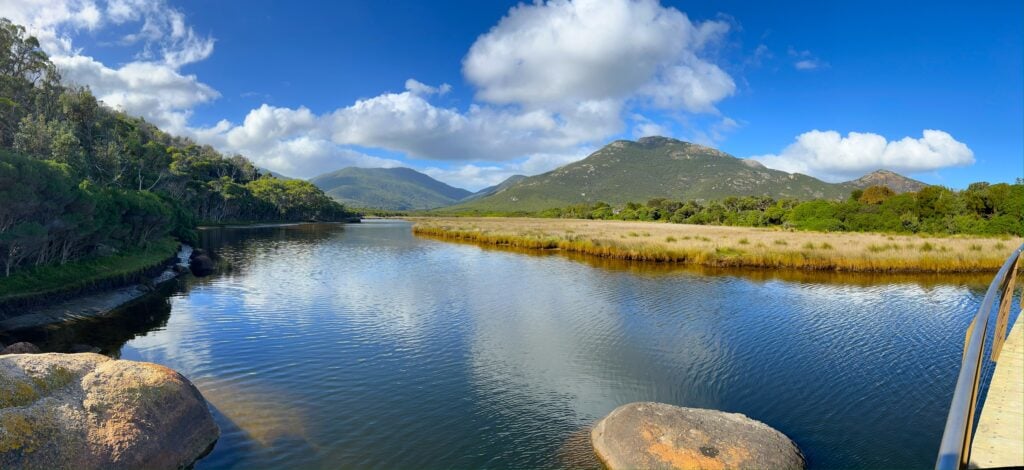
[{"x1": 12, "y1": 220, "x2": 1019, "y2": 469}]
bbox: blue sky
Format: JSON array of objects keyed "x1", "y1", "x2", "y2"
[{"x1": 4, "y1": 0, "x2": 1021, "y2": 190}]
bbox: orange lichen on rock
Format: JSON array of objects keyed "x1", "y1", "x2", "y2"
[{"x1": 592, "y1": 402, "x2": 804, "y2": 470}]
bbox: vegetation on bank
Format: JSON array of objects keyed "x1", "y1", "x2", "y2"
[
  {"x1": 412, "y1": 218, "x2": 1022, "y2": 273},
  {"x1": 0, "y1": 238, "x2": 178, "y2": 304},
  {"x1": 0, "y1": 18, "x2": 355, "y2": 280},
  {"x1": 436, "y1": 183, "x2": 1023, "y2": 237}
]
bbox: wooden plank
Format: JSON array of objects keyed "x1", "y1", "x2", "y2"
[
  {"x1": 991, "y1": 258, "x2": 1020, "y2": 362},
  {"x1": 970, "y1": 318, "x2": 1024, "y2": 468}
]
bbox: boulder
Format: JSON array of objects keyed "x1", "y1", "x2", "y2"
[
  {"x1": 591, "y1": 402, "x2": 804, "y2": 470},
  {"x1": 0, "y1": 353, "x2": 219, "y2": 470},
  {"x1": 189, "y1": 254, "x2": 215, "y2": 276},
  {"x1": 1, "y1": 342, "x2": 41, "y2": 355},
  {"x1": 68, "y1": 344, "x2": 101, "y2": 354}
]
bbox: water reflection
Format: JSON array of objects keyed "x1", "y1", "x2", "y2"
[
  {"x1": 3, "y1": 220, "x2": 1015, "y2": 469},
  {"x1": 419, "y1": 232, "x2": 995, "y2": 288},
  {"x1": 5, "y1": 285, "x2": 175, "y2": 356}
]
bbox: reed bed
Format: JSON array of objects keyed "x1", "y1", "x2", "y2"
[{"x1": 411, "y1": 217, "x2": 1022, "y2": 273}]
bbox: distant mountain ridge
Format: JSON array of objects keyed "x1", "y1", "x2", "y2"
[
  {"x1": 461, "y1": 174, "x2": 528, "y2": 202},
  {"x1": 447, "y1": 136, "x2": 929, "y2": 212},
  {"x1": 843, "y1": 169, "x2": 927, "y2": 193},
  {"x1": 310, "y1": 167, "x2": 471, "y2": 210}
]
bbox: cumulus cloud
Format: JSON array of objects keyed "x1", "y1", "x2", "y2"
[
  {"x1": 3, "y1": 0, "x2": 219, "y2": 133},
  {"x1": 200, "y1": 0, "x2": 737, "y2": 177},
  {"x1": 53, "y1": 55, "x2": 219, "y2": 131},
  {"x1": 422, "y1": 149, "x2": 592, "y2": 191},
  {"x1": 245, "y1": 138, "x2": 404, "y2": 179},
  {"x1": 463, "y1": 0, "x2": 734, "y2": 112},
  {"x1": 1, "y1": 0, "x2": 741, "y2": 182},
  {"x1": 749, "y1": 130, "x2": 974, "y2": 181},
  {"x1": 194, "y1": 82, "x2": 619, "y2": 167}
]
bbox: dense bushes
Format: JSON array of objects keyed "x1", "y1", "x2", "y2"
[
  {"x1": 0, "y1": 151, "x2": 176, "y2": 275},
  {"x1": 0, "y1": 18, "x2": 356, "y2": 277},
  {"x1": 539, "y1": 182, "x2": 1023, "y2": 236}
]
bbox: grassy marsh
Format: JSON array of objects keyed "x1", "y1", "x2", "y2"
[{"x1": 412, "y1": 217, "x2": 1021, "y2": 273}]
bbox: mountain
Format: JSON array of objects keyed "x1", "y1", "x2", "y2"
[
  {"x1": 448, "y1": 137, "x2": 852, "y2": 212},
  {"x1": 843, "y1": 169, "x2": 927, "y2": 193},
  {"x1": 461, "y1": 175, "x2": 528, "y2": 202},
  {"x1": 310, "y1": 167, "x2": 472, "y2": 210},
  {"x1": 258, "y1": 167, "x2": 294, "y2": 180},
  {"x1": 447, "y1": 137, "x2": 929, "y2": 212}
]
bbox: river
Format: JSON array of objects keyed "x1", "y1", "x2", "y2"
[{"x1": 9, "y1": 220, "x2": 1018, "y2": 469}]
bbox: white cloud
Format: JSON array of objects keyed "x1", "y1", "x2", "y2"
[
  {"x1": 224, "y1": 104, "x2": 318, "y2": 149},
  {"x1": 404, "y1": 78, "x2": 451, "y2": 96},
  {"x1": 2, "y1": 0, "x2": 742, "y2": 182},
  {"x1": 463, "y1": 0, "x2": 734, "y2": 113},
  {"x1": 196, "y1": 0, "x2": 739, "y2": 176},
  {"x1": 788, "y1": 46, "x2": 827, "y2": 71},
  {"x1": 2, "y1": 0, "x2": 219, "y2": 132},
  {"x1": 53, "y1": 55, "x2": 219, "y2": 132},
  {"x1": 745, "y1": 44, "x2": 772, "y2": 68},
  {"x1": 750, "y1": 130, "x2": 974, "y2": 181},
  {"x1": 631, "y1": 114, "x2": 670, "y2": 138},
  {"x1": 249, "y1": 137, "x2": 404, "y2": 179},
  {"x1": 794, "y1": 59, "x2": 822, "y2": 70},
  {"x1": 422, "y1": 149, "x2": 591, "y2": 191},
  {"x1": 327, "y1": 91, "x2": 620, "y2": 160},
  {"x1": 189, "y1": 83, "x2": 619, "y2": 164},
  {"x1": 5, "y1": 0, "x2": 214, "y2": 65}
]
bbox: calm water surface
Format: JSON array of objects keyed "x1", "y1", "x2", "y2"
[{"x1": 13, "y1": 220, "x2": 1020, "y2": 469}]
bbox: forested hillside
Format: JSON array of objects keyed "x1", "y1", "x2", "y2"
[
  {"x1": 310, "y1": 167, "x2": 472, "y2": 210},
  {"x1": 0, "y1": 18, "x2": 354, "y2": 277}
]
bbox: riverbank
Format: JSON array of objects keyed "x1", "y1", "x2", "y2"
[
  {"x1": 197, "y1": 217, "x2": 362, "y2": 228},
  {"x1": 412, "y1": 217, "x2": 1021, "y2": 273},
  {"x1": 0, "y1": 243, "x2": 190, "y2": 333},
  {"x1": 0, "y1": 238, "x2": 182, "y2": 313}
]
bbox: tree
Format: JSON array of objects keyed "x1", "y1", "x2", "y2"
[{"x1": 859, "y1": 185, "x2": 895, "y2": 204}]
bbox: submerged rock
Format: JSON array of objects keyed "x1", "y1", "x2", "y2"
[
  {"x1": 1, "y1": 342, "x2": 41, "y2": 355},
  {"x1": 0, "y1": 353, "x2": 219, "y2": 469},
  {"x1": 591, "y1": 402, "x2": 804, "y2": 470},
  {"x1": 189, "y1": 254, "x2": 215, "y2": 276}
]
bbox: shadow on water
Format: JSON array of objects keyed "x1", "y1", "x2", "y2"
[
  {"x1": 2, "y1": 223, "x2": 345, "y2": 352},
  {"x1": 2, "y1": 282, "x2": 176, "y2": 355},
  {"x1": 196, "y1": 381, "x2": 319, "y2": 468},
  {"x1": 556, "y1": 425, "x2": 602, "y2": 470}
]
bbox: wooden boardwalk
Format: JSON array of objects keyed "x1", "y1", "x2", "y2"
[{"x1": 970, "y1": 318, "x2": 1024, "y2": 469}]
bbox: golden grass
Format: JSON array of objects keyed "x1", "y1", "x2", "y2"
[{"x1": 411, "y1": 217, "x2": 1023, "y2": 273}]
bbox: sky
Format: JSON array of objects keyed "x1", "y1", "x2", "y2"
[{"x1": 2, "y1": 0, "x2": 1021, "y2": 191}]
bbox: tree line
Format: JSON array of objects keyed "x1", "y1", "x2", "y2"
[
  {"x1": 537, "y1": 182, "x2": 1023, "y2": 236},
  {"x1": 0, "y1": 19, "x2": 354, "y2": 277}
]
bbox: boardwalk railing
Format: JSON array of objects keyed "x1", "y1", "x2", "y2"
[{"x1": 935, "y1": 243, "x2": 1024, "y2": 470}]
